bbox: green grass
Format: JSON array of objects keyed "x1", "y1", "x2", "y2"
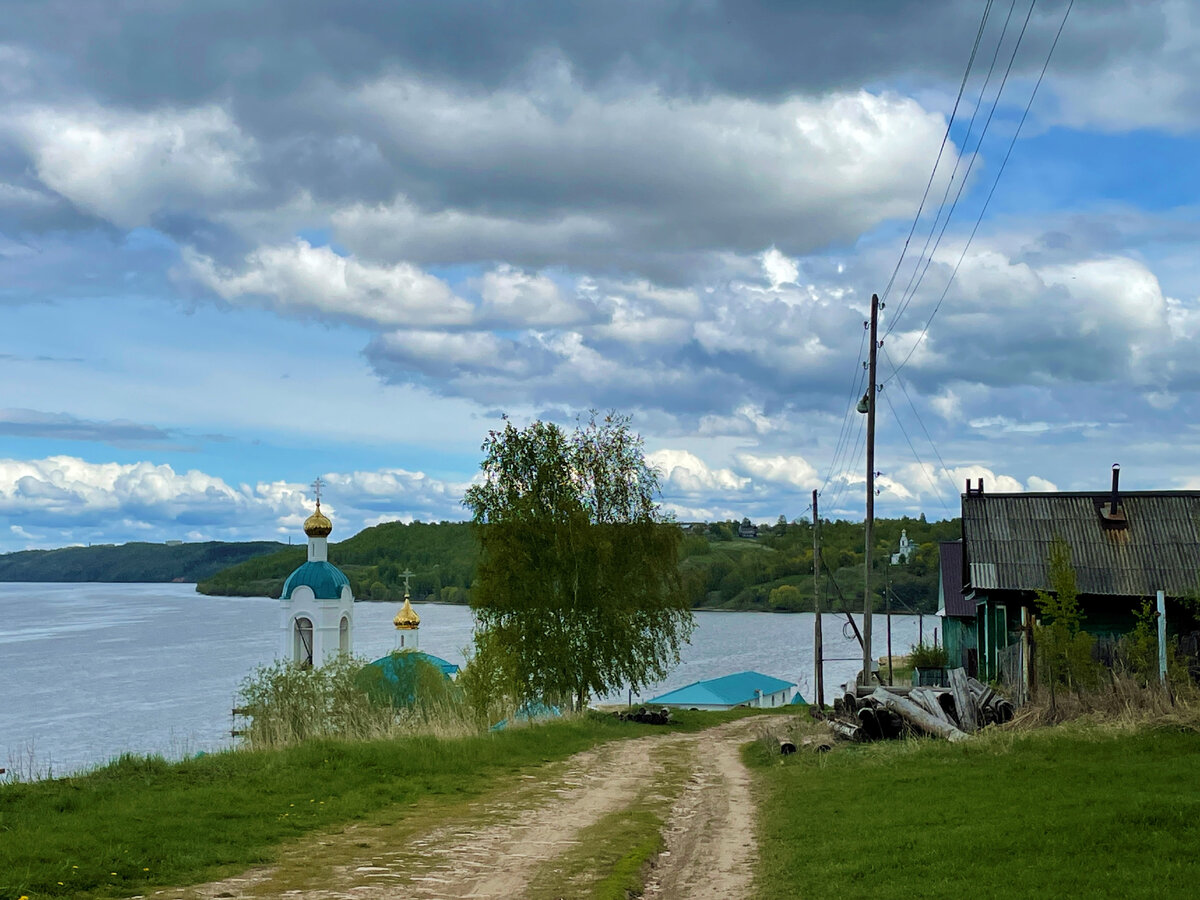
[
  {"x1": 0, "y1": 710, "x2": 733, "y2": 899},
  {"x1": 749, "y1": 723, "x2": 1200, "y2": 899}
]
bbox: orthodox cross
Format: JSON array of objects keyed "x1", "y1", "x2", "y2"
[
  {"x1": 401, "y1": 569, "x2": 414, "y2": 592},
  {"x1": 311, "y1": 476, "x2": 324, "y2": 504}
]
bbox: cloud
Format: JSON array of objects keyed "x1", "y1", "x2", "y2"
[
  {"x1": 735, "y1": 453, "x2": 819, "y2": 489},
  {"x1": 10, "y1": 105, "x2": 257, "y2": 228},
  {"x1": 183, "y1": 240, "x2": 473, "y2": 328},
  {"x1": 0, "y1": 408, "x2": 172, "y2": 446},
  {"x1": 646, "y1": 449, "x2": 750, "y2": 495},
  {"x1": 0, "y1": 456, "x2": 469, "y2": 550}
]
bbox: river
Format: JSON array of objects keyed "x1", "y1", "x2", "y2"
[{"x1": 0, "y1": 583, "x2": 930, "y2": 777}]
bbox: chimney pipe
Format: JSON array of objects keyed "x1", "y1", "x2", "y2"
[{"x1": 1111, "y1": 463, "x2": 1121, "y2": 515}]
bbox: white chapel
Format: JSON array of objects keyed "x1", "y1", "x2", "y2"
[{"x1": 279, "y1": 487, "x2": 354, "y2": 666}]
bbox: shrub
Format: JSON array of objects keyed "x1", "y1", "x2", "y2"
[{"x1": 909, "y1": 641, "x2": 949, "y2": 669}]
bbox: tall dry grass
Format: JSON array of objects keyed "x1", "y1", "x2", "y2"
[
  {"x1": 236, "y1": 653, "x2": 512, "y2": 750},
  {"x1": 1004, "y1": 670, "x2": 1200, "y2": 734}
]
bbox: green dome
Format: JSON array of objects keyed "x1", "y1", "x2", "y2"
[{"x1": 282, "y1": 561, "x2": 350, "y2": 600}]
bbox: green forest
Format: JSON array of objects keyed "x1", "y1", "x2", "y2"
[
  {"x1": 197, "y1": 516, "x2": 961, "y2": 613},
  {"x1": 0, "y1": 541, "x2": 287, "y2": 583}
]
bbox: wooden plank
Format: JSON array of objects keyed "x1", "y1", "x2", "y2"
[{"x1": 948, "y1": 667, "x2": 979, "y2": 733}]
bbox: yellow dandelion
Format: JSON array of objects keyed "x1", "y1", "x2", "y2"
[
  {"x1": 19, "y1": 895, "x2": 29, "y2": 899},
  {"x1": 59, "y1": 881, "x2": 65, "y2": 885},
  {"x1": 143, "y1": 867, "x2": 150, "y2": 871}
]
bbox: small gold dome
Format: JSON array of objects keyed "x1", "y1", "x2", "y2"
[
  {"x1": 393, "y1": 595, "x2": 420, "y2": 630},
  {"x1": 304, "y1": 502, "x2": 333, "y2": 538}
]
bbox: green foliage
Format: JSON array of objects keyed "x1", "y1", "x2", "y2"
[
  {"x1": 908, "y1": 640, "x2": 949, "y2": 669},
  {"x1": 197, "y1": 520, "x2": 478, "y2": 599},
  {"x1": 1034, "y1": 538, "x2": 1100, "y2": 690},
  {"x1": 464, "y1": 412, "x2": 694, "y2": 709},
  {"x1": 0, "y1": 540, "x2": 287, "y2": 583}
]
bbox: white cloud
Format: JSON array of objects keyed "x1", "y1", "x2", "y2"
[
  {"x1": 477, "y1": 265, "x2": 586, "y2": 326},
  {"x1": 647, "y1": 449, "x2": 750, "y2": 494},
  {"x1": 735, "y1": 453, "x2": 819, "y2": 489},
  {"x1": 0, "y1": 456, "x2": 468, "y2": 549},
  {"x1": 183, "y1": 240, "x2": 474, "y2": 328},
  {"x1": 11, "y1": 105, "x2": 256, "y2": 228},
  {"x1": 760, "y1": 247, "x2": 799, "y2": 290}
]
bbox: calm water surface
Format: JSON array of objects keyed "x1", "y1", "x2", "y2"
[{"x1": 0, "y1": 583, "x2": 928, "y2": 777}]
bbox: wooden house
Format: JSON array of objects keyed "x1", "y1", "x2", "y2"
[
  {"x1": 961, "y1": 469, "x2": 1200, "y2": 681},
  {"x1": 937, "y1": 540, "x2": 978, "y2": 676}
]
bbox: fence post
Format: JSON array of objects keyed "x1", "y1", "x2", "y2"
[{"x1": 1157, "y1": 589, "x2": 1168, "y2": 685}]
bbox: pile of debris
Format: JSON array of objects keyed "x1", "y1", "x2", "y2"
[
  {"x1": 615, "y1": 706, "x2": 672, "y2": 725},
  {"x1": 824, "y1": 668, "x2": 1015, "y2": 743}
]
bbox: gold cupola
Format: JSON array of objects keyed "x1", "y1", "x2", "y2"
[
  {"x1": 393, "y1": 593, "x2": 420, "y2": 630},
  {"x1": 304, "y1": 501, "x2": 333, "y2": 538}
]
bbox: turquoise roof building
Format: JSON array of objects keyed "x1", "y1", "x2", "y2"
[
  {"x1": 361, "y1": 650, "x2": 459, "y2": 707},
  {"x1": 279, "y1": 497, "x2": 355, "y2": 666},
  {"x1": 647, "y1": 671, "x2": 798, "y2": 710},
  {"x1": 282, "y1": 560, "x2": 350, "y2": 600}
]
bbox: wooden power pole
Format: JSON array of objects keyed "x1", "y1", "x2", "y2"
[
  {"x1": 862, "y1": 293, "x2": 880, "y2": 686},
  {"x1": 812, "y1": 488, "x2": 823, "y2": 709}
]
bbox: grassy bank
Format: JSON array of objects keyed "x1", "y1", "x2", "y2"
[
  {"x1": 749, "y1": 721, "x2": 1200, "y2": 899},
  {"x1": 0, "y1": 710, "x2": 730, "y2": 899}
]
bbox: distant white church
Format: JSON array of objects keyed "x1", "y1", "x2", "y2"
[
  {"x1": 891, "y1": 529, "x2": 915, "y2": 565},
  {"x1": 279, "y1": 487, "x2": 354, "y2": 666}
]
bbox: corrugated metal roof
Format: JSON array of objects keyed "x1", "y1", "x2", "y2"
[
  {"x1": 939, "y1": 541, "x2": 972, "y2": 617},
  {"x1": 648, "y1": 670, "x2": 795, "y2": 706},
  {"x1": 962, "y1": 491, "x2": 1200, "y2": 597}
]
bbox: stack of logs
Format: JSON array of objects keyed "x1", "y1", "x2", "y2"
[{"x1": 826, "y1": 668, "x2": 1015, "y2": 743}]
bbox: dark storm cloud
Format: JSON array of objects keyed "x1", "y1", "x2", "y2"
[{"x1": 1, "y1": 1, "x2": 1147, "y2": 106}]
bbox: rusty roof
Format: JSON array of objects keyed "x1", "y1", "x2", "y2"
[
  {"x1": 939, "y1": 541, "x2": 972, "y2": 616},
  {"x1": 962, "y1": 491, "x2": 1200, "y2": 597}
]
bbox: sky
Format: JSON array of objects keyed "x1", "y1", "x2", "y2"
[{"x1": 3, "y1": 0, "x2": 1200, "y2": 551}]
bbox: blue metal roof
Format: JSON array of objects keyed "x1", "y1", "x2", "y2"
[
  {"x1": 647, "y1": 670, "x2": 796, "y2": 707},
  {"x1": 281, "y1": 560, "x2": 350, "y2": 600}
]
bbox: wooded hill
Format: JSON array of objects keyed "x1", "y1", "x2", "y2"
[
  {"x1": 0, "y1": 541, "x2": 288, "y2": 583},
  {"x1": 197, "y1": 515, "x2": 960, "y2": 613},
  {"x1": 196, "y1": 520, "x2": 478, "y2": 601}
]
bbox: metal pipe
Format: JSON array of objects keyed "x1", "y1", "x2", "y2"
[{"x1": 1111, "y1": 463, "x2": 1121, "y2": 515}]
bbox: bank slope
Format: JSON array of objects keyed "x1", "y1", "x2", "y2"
[{"x1": 0, "y1": 541, "x2": 288, "y2": 584}]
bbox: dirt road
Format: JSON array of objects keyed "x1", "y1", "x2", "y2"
[{"x1": 158, "y1": 716, "x2": 782, "y2": 900}]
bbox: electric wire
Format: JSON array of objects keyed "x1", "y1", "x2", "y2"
[
  {"x1": 817, "y1": 326, "x2": 870, "y2": 498},
  {"x1": 885, "y1": 356, "x2": 958, "y2": 497},
  {"x1": 879, "y1": 0, "x2": 997, "y2": 302},
  {"x1": 880, "y1": 386, "x2": 952, "y2": 514},
  {"x1": 885, "y1": 0, "x2": 1023, "y2": 339},
  {"x1": 884, "y1": 0, "x2": 1074, "y2": 383}
]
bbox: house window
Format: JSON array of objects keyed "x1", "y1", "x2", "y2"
[{"x1": 339, "y1": 616, "x2": 350, "y2": 654}]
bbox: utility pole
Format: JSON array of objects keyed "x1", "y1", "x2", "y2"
[
  {"x1": 862, "y1": 292, "x2": 879, "y2": 686},
  {"x1": 812, "y1": 489, "x2": 824, "y2": 709}
]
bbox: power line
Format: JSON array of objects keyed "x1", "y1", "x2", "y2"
[
  {"x1": 879, "y1": 0, "x2": 997, "y2": 303},
  {"x1": 885, "y1": 0, "x2": 1023, "y2": 338},
  {"x1": 884, "y1": 0, "x2": 1074, "y2": 384},
  {"x1": 885, "y1": 353, "x2": 958, "y2": 501},
  {"x1": 818, "y1": 325, "x2": 869, "y2": 497},
  {"x1": 880, "y1": 385, "x2": 952, "y2": 514}
]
